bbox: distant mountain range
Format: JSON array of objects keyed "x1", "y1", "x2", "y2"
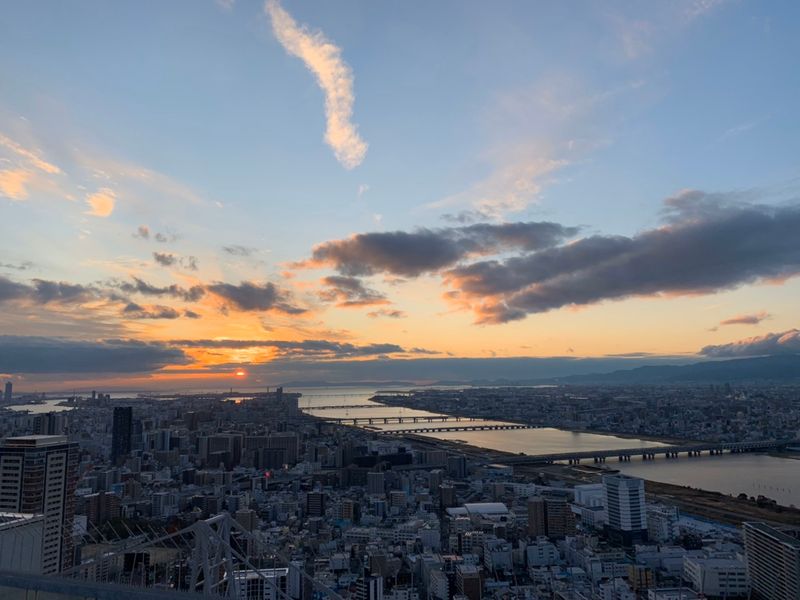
[
  {"x1": 281, "y1": 354, "x2": 800, "y2": 388},
  {"x1": 541, "y1": 354, "x2": 800, "y2": 385}
]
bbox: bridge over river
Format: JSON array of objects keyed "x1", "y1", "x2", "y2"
[
  {"x1": 323, "y1": 414, "x2": 483, "y2": 425},
  {"x1": 498, "y1": 438, "x2": 799, "y2": 465}
]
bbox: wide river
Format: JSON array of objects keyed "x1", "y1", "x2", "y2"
[{"x1": 295, "y1": 386, "x2": 800, "y2": 508}]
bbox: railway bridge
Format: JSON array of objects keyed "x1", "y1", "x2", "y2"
[
  {"x1": 323, "y1": 414, "x2": 480, "y2": 425},
  {"x1": 500, "y1": 438, "x2": 799, "y2": 465}
]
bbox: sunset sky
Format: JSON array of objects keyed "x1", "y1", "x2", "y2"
[{"x1": 1, "y1": 0, "x2": 799, "y2": 391}]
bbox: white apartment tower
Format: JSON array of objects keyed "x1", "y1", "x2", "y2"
[
  {"x1": 0, "y1": 435, "x2": 79, "y2": 574},
  {"x1": 602, "y1": 474, "x2": 648, "y2": 546},
  {"x1": 743, "y1": 521, "x2": 800, "y2": 600}
]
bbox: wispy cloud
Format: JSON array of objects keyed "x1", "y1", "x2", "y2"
[
  {"x1": 0, "y1": 132, "x2": 64, "y2": 201},
  {"x1": 85, "y1": 187, "x2": 116, "y2": 217},
  {"x1": 718, "y1": 117, "x2": 764, "y2": 142},
  {"x1": 266, "y1": 0, "x2": 367, "y2": 169},
  {"x1": 367, "y1": 308, "x2": 406, "y2": 319},
  {"x1": 685, "y1": 0, "x2": 728, "y2": 21},
  {"x1": 0, "y1": 133, "x2": 62, "y2": 175},
  {"x1": 433, "y1": 152, "x2": 567, "y2": 218}
]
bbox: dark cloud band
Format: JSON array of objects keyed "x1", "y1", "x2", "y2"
[{"x1": 0, "y1": 336, "x2": 188, "y2": 373}]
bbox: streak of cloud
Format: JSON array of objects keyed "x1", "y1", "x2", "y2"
[
  {"x1": 0, "y1": 335, "x2": 188, "y2": 373},
  {"x1": 300, "y1": 221, "x2": 578, "y2": 277},
  {"x1": 171, "y1": 338, "x2": 437, "y2": 359},
  {"x1": 0, "y1": 133, "x2": 62, "y2": 174},
  {"x1": 266, "y1": 0, "x2": 367, "y2": 169}
]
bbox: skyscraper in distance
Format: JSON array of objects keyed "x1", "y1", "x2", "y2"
[
  {"x1": 3, "y1": 381, "x2": 12, "y2": 403},
  {"x1": 111, "y1": 406, "x2": 133, "y2": 465}
]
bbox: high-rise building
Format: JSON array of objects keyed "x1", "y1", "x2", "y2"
[
  {"x1": 527, "y1": 493, "x2": 576, "y2": 539},
  {"x1": 455, "y1": 564, "x2": 482, "y2": 600},
  {"x1": 267, "y1": 433, "x2": 298, "y2": 465},
  {"x1": 428, "y1": 469, "x2": 444, "y2": 494},
  {"x1": 3, "y1": 381, "x2": 12, "y2": 403},
  {"x1": 647, "y1": 505, "x2": 680, "y2": 543},
  {"x1": 440, "y1": 484, "x2": 457, "y2": 509},
  {"x1": 356, "y1": 571, "x2": 384, "y2": 600},
  {"x1": 257, "y1": 447, "x2": 286, "y2": 470},
  {"x1": 446, "y1": 455, "x2": 467, "y2": 479},
  {"x1": 367, "y1": 471, "x2": 385, "y2": 496},
  {"x1": 603, "y1": 474, "x2": 648, "y2": 546},
  {"x1": 111, "y1": 406, "x2": 133, "y2": 465},
  {"x1": 0, "y1": 435, "x2": 79, "y2": 574},
  {"x1": 743, "y1": 521, "x2": 800, "y2": 600},
  {"x1": 32, "y1": 412, "x2": 66, "y2": 436},
  {"x1": 82, "y1": 490, "x2": 121, "y2": 526},
  {"x1": 306, "y1": 491, "x2": 325, "y2": 517}
]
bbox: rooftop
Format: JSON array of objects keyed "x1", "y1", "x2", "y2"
[
  {"x1": 0, "y1": 512, "x2": 44, "y2": 528},
  {"x1": 1, "y1": 435, "x2": 69, "y2": 447},
  {"x1": 744, "y1": 521, "x2": 800, "y2": 549}
]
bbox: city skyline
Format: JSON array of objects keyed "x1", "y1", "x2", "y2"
[{"x1": 2, "y1": 0, "x2": 800, "y2": 390}]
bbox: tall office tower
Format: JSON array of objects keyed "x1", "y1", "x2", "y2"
[
  {"x1": 111, "y1": 406, "x2": 133, "y2": 465},
  {"x1": 603, "y1": 474, "x2": 648, "y2": 546},
  {"x1": 0, "y1": 435, "x2": 79, "y2": 574},
  {"x1": 743, "y1": 521, "x2": 800, "y2": 600},
  {"x1": 306, "y1": 491, "x2": 325, "y2": 517},
  {"x1": 367, "y1": 471, "x2": 385, "y2": 496},
  {"x1": 3, "y1": 381, "x2": 11, "y2": 403},
  {"x1": 527, "y1": 497, "x2": 547, "y2": 537}
]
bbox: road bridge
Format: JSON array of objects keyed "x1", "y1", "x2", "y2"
[
  {"x1": 301, "y1": 404, "x2": 380, "y2": 410},
  {"x1": 323, "y1": 414, "x2": 480, "y2": 425},
  {"x1": 499, "y1": 439, "x2": 799, "y2": 465},
  {"x1": 379, "y1": 423, "x2": 536, "y2": 434}
]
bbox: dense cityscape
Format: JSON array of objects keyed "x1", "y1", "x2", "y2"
[
  {"x1": 3, "y1": 0, "x2": 800, "y2": 599},
  {"x1": 1, "y1": 383, "x2": 798, "y2": 599}
]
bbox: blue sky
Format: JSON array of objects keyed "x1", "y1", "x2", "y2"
[{"x1": 1, "y1": 0, "x2": 800, "y2": 388}]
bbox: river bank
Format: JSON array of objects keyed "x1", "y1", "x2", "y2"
[{"x1": 402, "y1": 433, "x2": 800, "y2": 527}]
